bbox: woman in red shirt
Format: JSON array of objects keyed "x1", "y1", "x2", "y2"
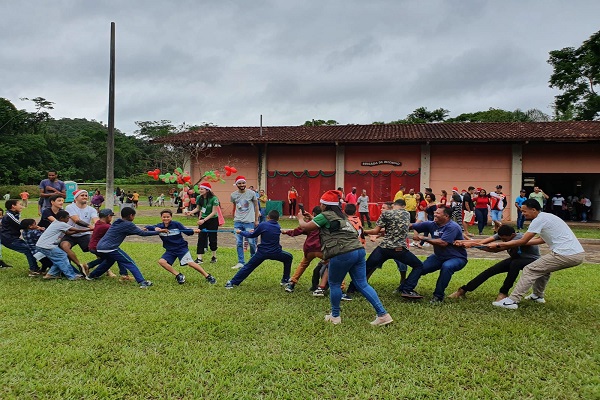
[
  {"x1": 474, "y1": 189, "x2": 490, "y2": 235},
  {"x1": 287, "y1": 186, "x2": 298, "y2": 218}
]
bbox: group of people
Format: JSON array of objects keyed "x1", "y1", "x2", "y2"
[{"x1": 0, "y1": 171, "x2": 588, "y2": 326}]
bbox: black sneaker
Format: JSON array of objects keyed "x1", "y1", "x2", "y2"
[
  {"x1": 400, "y1": 290, "x2": 423, "y2": 299},
  {"x1": 430, "y1": 296, "x2": 444, "y2": 304},
  {"x1": 341, "y1": 293, "x2": 352, "y2": 301},
  {"x1": 139, "y1": 280, "x2": 153, "y2": 288},
  {"x1": 210, "y1": 256, "x2": 217, "y2": 263},
  {"x1": 206, "y1": 274, "x2": 216, "y2": 284},
  {"x1": 176, "y1": 273, "x2": 186, "y2": 285},
  {"x1": 284, "y1": 282, "x2": 295, "y2": 293},
  {"x1": 195, "y1": 258, "x2": 203, "y2": 264},
  {"x1": 0, "y1": 260, "x2": 13, "y2": 268},
  {"x1": 280, "y1": 278, "x2": 290, "y2": 286}
]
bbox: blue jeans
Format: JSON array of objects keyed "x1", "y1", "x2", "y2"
[
  {"x1": 327, "y1": 248, "x2": 387, "y2": 318},
  {"x1": 259, "y1": 208, "x2": 266, "y2": 223},
  {"x1": 37, "y1": 246, "x2": 80, "y2": 280},
  {"x1": 90, "y1": 250, "x2": 127, "y2": 276},
  {"x1": 401, "y1": 254, "x2": 468, "y2": 299},
  {"x1": 234, "y1": 221, "x2": 256, "y2": 264},
  {"x1": 230, "y1": 249, "x2": 293, "y2": 286},
  {"x1": 89, "y1": 249, "x2": 145, "y2": 283},
  {"x1": 516, "y1": 210, "x2": 526, "y2": 230},
  {"x1": 491, "y1": 209, "x2": 503, "y2": 223},
  {"x1": 3, "y1": 239, "x2": 38, "y2": 271}
]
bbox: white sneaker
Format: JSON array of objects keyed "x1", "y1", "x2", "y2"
[
  {"x1": 231, "y1": 262, "x2": 244, "y2": 270},
  {"x1": 324, "y1": 314, "x2": 341, "y2": 325},
  {"x1": 525, "y1": 294, "x2": 546, "y2": 303},
  {"x1": 370, "y1": 313, "x2": 393, "y2": 326},
  {"x1": 492, "y1": 298, "x2": 518, "y2": 309}
]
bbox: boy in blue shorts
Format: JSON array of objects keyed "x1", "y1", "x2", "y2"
[
  {"x1": 225, "y1": 210, "x2": 293, "y2": 288},
  {"x1": 146, "y1": 209, "x2": 216, "y2": 285}
]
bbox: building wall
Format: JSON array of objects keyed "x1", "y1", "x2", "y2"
[
  {"x1": 344, "y1": 144, "x2": 421, "y2": 171},
  {"x1": 523, "y1": 143, "x2": 600, "y2": 172},
  {"x1": 190, "y1": 145, "x2": 260, "y2": 216},
  {"x1": 266, "y1": 145, "x2": 336, "y2": 170},
  {"x1": 430, "y1": 143, "x2": 513, "y2": 219}
]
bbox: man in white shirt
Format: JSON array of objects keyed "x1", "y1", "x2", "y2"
[
  {"x1": 60, "y1": 189, "x2": 98, "y2": 275},
  {"x1": 492, "y1": 199, "x2": 585, "y2": 309}
]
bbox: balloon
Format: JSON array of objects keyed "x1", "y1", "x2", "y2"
[
  {"x1": 224, "y1": 165, "x2": 237, "y2": 176},
  {"x1": 176, "y1": 167, "x2": 183, "y2": 174},
  {"x1": 177, "y1": 184, "x2": 184, "y2": 188},
  {"x1": 193, "y1": 184, "x2": 199, "y2": 193},
  {"x1": 147, "y1": 169, "x2": 160, "y2": 180}
]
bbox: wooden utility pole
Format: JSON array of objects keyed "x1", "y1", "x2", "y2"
[{"x1": 106, "y1": 22, "x2": 116, "y2": 207}]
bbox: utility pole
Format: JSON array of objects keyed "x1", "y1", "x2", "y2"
[{"x1": 106, "y1": 22, "x2": 116, "y2": 207}]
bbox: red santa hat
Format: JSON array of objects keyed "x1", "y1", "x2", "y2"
[
  {"x1": 320, "y1": 190, "x2": 343, "y2": 206},
  {"x1": 199, "y1": 182, "x2": 212, "y2": 191},
  {"x1": 233, "y1": 176, "x2": 246, "y2": 186},
  {"x1": 72, "y1": 189, "x2": 86, "y2": 200},
  {"x1": 452, "y1": 187, "x2": 459, "y2": 192}
]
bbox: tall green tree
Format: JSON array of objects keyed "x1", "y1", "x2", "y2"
[
  {"x1": 548, "y1": 29, "x2": 600, "y2": 120},
  {"x1": 302, "y1": 119, "x2": 339, "y2": 126},
  {"x1": 446, "y1": 108, "x2": 550, "y2": 123}
]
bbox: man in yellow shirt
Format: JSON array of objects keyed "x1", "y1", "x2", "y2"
[
  {"x1": 404, "y1": 188, "x2": 417, "y2": 222},
  {"x1": 393, "y1": 185, "x2": 405, "y2": 202}
]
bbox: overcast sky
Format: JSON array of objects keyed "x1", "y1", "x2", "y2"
[{"x1": 2, "y1": 1, "x2": 599, "y2": 134}]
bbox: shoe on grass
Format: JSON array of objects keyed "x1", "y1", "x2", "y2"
[
  {"x1": 400, "y1": 290, "x2": 424, "y2": 299},
  {"x1": 0, "y1": 260, "x2": 13, "y2": 268},
  {"x1": 119, "y1": 275, "x2": 135, "y2": 282},
  {"x1": 280, "y1": 278, "x2": 290, "y2": 286},
  {"x1": 313, "y1": 287, "x2": 325, "y2": 297},
  {"x1": 231, "y1": 262, "x2": 244, "y2": 270},
  {"x1": 206, "y1": 274, "x2": 216, "y2": 284},
  {"x1": 43, "y1": 273, "x2": 61, "y2": 280},
  {"x1": 28, "y1": 270, "x2": 42, "y2": 277},
  {"x1": 525, "y1": 294, "x2": 546, "y2": 303},
  {"x1": 224, "y1": 280, "x2": 236, "y2": 289},
  {"x1": 370, "y1": 313, "x2": 393, "y2": 326},
  {"x1": 139, "y1": 280, "x2": 153, "y2": 288},
  {"x1": 176, "y1": 273, "x2": 186, "y2": 285},
  {"x1": 492, "y1": 298, "x2": 518, "y2": 309},
  {"x1": 324, "y1": 314, "x2": 341, "y2": 325},
  {"x1": 341, "y1": 293, "x2": 352, "y2": 301},
  {"x1": 210, "y1": 256, "x2": 217, "y2": 263},
  {"x1": 284, "y1": 282, "x2": 295, "y2": 293},
  {"x1": 195, "y1": 258, "x2": 203, "y2": 264},
  {"x1": 429, "y1": 296, "x2": 444, "y2": 304}
]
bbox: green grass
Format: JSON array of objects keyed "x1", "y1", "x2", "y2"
[
  {"x1": 0, "y1": 241, "x2": 599, "y2": 399},
  {"x1": 2, "y1": 201, "x2": 598, "y2": 398}
]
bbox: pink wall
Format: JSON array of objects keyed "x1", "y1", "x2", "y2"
[
  {"x1": 523, "y1": 143, "x2": 600, "y2": 172},
  {"x1": 267, "y1": 145, "x2": 336, "y2": 170},
  {"x1": 190, "y1": 146, "x2": 259, "y2": 216},
  {"x1": 430, "y1": 144, "x2": 513, "y2": 219}
]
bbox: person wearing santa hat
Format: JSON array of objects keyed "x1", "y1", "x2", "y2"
[
  {"x1": 60, "y1": 189, "x2": 99, "y2": 276},
  {"x1": 297, "y1": 189, "x2": 393, "y2": 326},
  {"x1": 230, "y1": 176, "x2": 259, "y2": 269},
  {"x1": 186, "y1": 182, "x2": 220, "y2": 264}
]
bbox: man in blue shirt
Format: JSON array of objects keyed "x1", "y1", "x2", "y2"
[
  {"x1": 514, "y1": 189, "x2": 528, "y2": 231},
  {"x1": 400, "y1": 206, "x2": 468, "y2": 303},
  {"x1": 225, "y1": 210, "x2": 293, "y2": 288}
]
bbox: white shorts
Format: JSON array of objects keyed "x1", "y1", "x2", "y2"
[{"x1": 463, "y1": 211, "x2": 475, "y2": 223}]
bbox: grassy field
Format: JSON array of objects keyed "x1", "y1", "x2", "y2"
[{"x1": 0, "y1": 202, "x2": 598, "y2": 399}]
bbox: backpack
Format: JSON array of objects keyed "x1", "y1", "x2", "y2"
[{"x1": 319, "y1": 210, "x2": 363, "y2": 260}]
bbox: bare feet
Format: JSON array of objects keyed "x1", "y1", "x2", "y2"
[{"x1": 448, "y1": 288, "x2": 466, "y2": 299}]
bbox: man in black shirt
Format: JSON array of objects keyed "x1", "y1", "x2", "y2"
[{"x1": 462, "y1": 186, "x2": 476, "y2": 238}]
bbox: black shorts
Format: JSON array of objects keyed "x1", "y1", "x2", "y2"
[{"x1": 61, "y1": 235, "x2": 91, "y2": 252}]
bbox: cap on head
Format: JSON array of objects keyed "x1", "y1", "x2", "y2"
[{"x1": 98, "y1": 209, "x2": 115, "y2": 218}]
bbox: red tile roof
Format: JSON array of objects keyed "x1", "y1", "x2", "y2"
[{"x1": 154, "y1": 121, "x2": 600, "y2": 145}]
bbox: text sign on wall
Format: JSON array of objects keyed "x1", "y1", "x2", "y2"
[{"x1": 361, "y1": 160, "x2": 402, "y2": 167}]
